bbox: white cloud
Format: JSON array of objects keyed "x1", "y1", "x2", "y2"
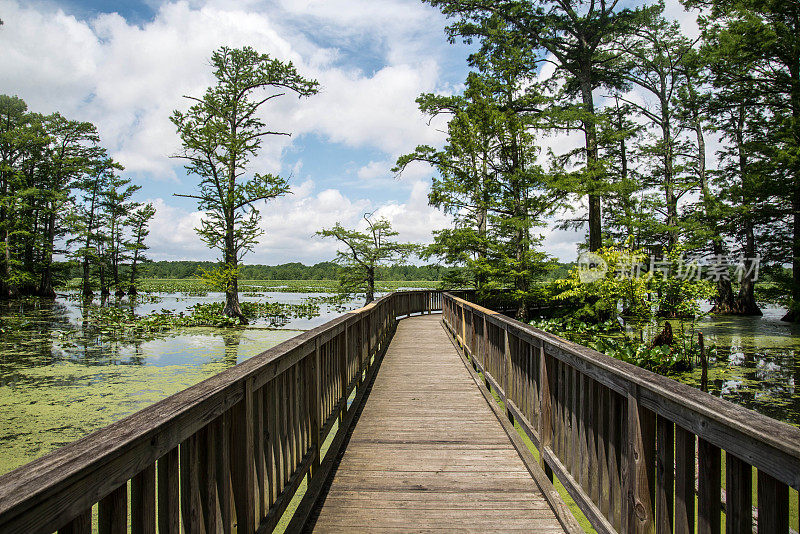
[
  {"x1": 145, "y1": 178, "x2": 450, "y2": 263},
  {"x1": 0, "y1": 0, "x2": 451, "y2": 176}
]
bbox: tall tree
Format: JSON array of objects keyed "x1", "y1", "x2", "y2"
[
  {"x1": 318, "y1": 214, "x2": 416, "y2": 304},
  {"x1": 37, "y1": 114, "x2": 100, "y2": 297},
  {"x1": 126, "y1": 203, "x2": 156, "y2": 295},
  {"x1": 397, "y1": 63, "x2": 558, "y2": 318},
  {"x1": 0, "y1": 96, "x2": 47, "y2": 297},
  {"x1": 101, "y1": 173, "x2": 140, "y2": 295},
  {"x1": 172, "y1": 46, "x2": 318, "y2": 322},
  {"x1": 425, "y1": 0, "x2": 645, "y2": 251},
  {"x1": 684, "y1": 0, "x2": 800, "y2": 318},
  {"x1": 70, "y1": 155, "x2": 120, "y2": 298},
  {"x1": 613, "y1": 4, "x2": 697, "y2": 249}
]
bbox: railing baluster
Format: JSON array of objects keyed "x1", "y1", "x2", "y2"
[
  {"x1": 254, "y1": 386, "x2": 266, "y2": 519},
  {"x1": 726, "y1": 452, "x2": 752, "y2": 534},
  {"x1": 266, "y1": 379, "x2": 277, "y2": 508},
  {"x1": 311, "y1": 340, "x2": 321, "y2": 474},
  {"x1": 757, "y1": 470, "x2": 789, "y2": 533},
  {"x1": 231, "y1": 378, "x2": 255, "y2": 532},
  {"x1": 627, "y1": 385, "x2": 655, "y2": 533},
  {"x1": 132, "y1": 463, "x2": 156, "y2": 534},
  {"x1": 539, "y1": 346, "x2": 554, "y2": 481},
  {"x1": 598, "y1": 385, "x2": 610, "y2": 519},
  {"x1": 674, "y1": 424, "x2": 695, "y2": 534},
  {"x1": 655, "y1": 416, "x2": 673, "y2": 534},
  {"x1": 98, "y1": 483, "x2": 127, "y2": 534},
  {"x1": 570, "y1": 365, "x2": 579, "y2": 480},
  {"x1": 180, "y1": 433, "x2": 202, "y2": 532},
  {"x1": 608, "y1": 391, "x2": 623, "y2": 530},
  {"x1": 158, "y1": 447, "x2": 180, "y2": 534},
  {"x1": 199, "y1": 424, "x2": 217, "y2": 533},
  {"x1": 698, "y1": 437, "x2": 721, "y2": 534}
]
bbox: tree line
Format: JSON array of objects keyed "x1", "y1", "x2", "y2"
[
  {"x1": 95, "y1": 260, "x2": 456, "y2": 282},
  {"x1": 390, "y1": 0, "x2": 799, "y2": 321},
  {"x1": 0, "y1": 95, "x2": 155, "y2": 298}
]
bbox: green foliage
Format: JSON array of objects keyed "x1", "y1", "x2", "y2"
[
  {"x1": 197, "y1": 263, "x2": 242, "y2": 292},
  {"x1": 172, "y1": 46, "x2": 318, "y2": 318},
  {"x1": 550, "y1": 245, "x2": 652, "y2": 322},
  {"x1": 531, "y1": 316, "x2": 695, "y2": 375},
  {"x1": 0, "y1": 94, "x2": 155, "y2": 299},
  {"x1": 549, "y1": 244, "x2": 716, "y2": 322},
  {"x1": 317, "y1": 214, "x2": 417, "y2": 303}
]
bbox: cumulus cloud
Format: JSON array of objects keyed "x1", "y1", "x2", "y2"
[
  {"x1": 0, "y1": 0, "x2": 451, "y2": 176},
  {"x1": 146, "y1": 179, "x2": 451, "y2": 263},
  {"x1": 0, "y1": 0, "x2": 465, "y2": 261}
]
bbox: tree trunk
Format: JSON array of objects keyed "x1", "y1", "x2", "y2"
[
  {"x1": 4, "y1": 227, "x2": 16, "y2": 298},
  {"x1": 81, "y1": 254, "x2": 92, "y2": 299},
  {"x1": 365, "y1": 266, "x2": 375, "y2": 304},
  {"x1": 732, "y1": 104, "x2": 760, "y2": 316},
  {"x1": 39, "y1": 210, "x2": 57, "y2": 298},
  {"x1": 128, "y1": 243, "x2": 140, "y2": 295},
  {"x1": 222, "y1": 228, "x2": 246, "y2": 323},
  {"x1": 692, "y1": 104, "x2": 736, "y2": 313},
  {"x1": 662, "y1": 111, "x2": 678, "y2": 248},
  {"x1": 580, "y1": 79, "x2": 602, "y2": 252},
  {"x1": 736, "y1": 221, "x2": 761, "y2": 315},
  {"x1": 99, "y1": 255, "x2": 109, "y2": 297}
]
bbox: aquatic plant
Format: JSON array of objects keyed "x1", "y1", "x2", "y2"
[{"x1": 531, "y1": 316, "x2": 695, "y2": 375}]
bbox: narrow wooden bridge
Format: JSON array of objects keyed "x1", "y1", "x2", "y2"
[{"x1": 0, "y1": 290, "x2": 798, "y2": 534}]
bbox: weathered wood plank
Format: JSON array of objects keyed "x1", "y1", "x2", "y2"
[
  {"x1": 308, "y1": 315, "x2": 570, "y2": 533},
  {"x1": 157, "y1": 447, "x2": 179, "y2": 534},
  {"x1": 58, "y1": 508, "x2": 91, "y2": 534},
  {"x1": 98, "y1": 483, "x2": 126, "y2": 534},
  {"x1": 131, "y1": 464, "x2": 155, "y2": 534},
  {"x1": 698, "y1": 437, "x2": 721, "y2": 534},
  {"x1": 757, "y1": 471, "x2": 789, "y2": 533},
  {"x1": 230, "y1": 378, "x2": 255, "y2": 533},
  {"x1": 674, "y1": 425, "x2": 695, "y2": 534},
  {"x1": 726, "y1": 452, "x2": 752, "y2": 534}
]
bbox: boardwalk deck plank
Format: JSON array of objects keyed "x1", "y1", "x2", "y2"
[{"x1": 308, "y1": 315, "x2": 565, "y2": 533}]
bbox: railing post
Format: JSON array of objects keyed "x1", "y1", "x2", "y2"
[
  {"x1": 339, "y1": 326, "x2": 348, "y2": 424},
  {"x1": 460, "y1": 303, "x2": 466, "y2": 348},
  {"x1": 502, "y1": 326, "x2": 511, "y2": 422},
  {"x1": 230, "y1": 378, "x2": 255, "y2": 533},
  {"x1": 310, "y1": 339, "x2": 321, "y2": 474},
  {"x1": 482, "y1": 315, "x2": 489, "y2": 383},
  {"x1": 358, "y1": 316, "x2": 365, "y2": 386},
  {"x1": 538, "y1": 343, "x2": 554, "y2": 481},
  {"x1": 626, "y1": 384, "x2": 655, "y2": 534}
]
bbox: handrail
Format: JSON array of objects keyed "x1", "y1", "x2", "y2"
[
  {"x1": 0, "y1": 290, "x2": 442, "y2": 533},
  {"x1": 442, "y1": 292, "x2": 800, "y2": 534}
]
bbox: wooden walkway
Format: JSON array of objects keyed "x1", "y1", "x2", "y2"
[{"x1": 306, "y1": 314, "x2": 567, "y2": 533}]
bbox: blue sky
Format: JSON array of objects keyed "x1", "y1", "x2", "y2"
[{"x1": 1, "y1": 0, "x2": 696, "y2": 264}]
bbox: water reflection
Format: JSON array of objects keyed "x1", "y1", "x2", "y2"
[
  {"x1": 675, "y1": 308, "x2": 800, "y2": 427},
  {"x1": 0, "y1": 294, "x2": 315, "y2": 475}
]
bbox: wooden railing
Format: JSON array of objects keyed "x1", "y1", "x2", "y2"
[
  {"x1": 0, "y1": 290, "x2": 441, "y2": 534},
  {"x1": 443, "y1": 293, "x2": 800, "y2": 534}
]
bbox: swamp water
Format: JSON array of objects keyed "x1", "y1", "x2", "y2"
[
  {"x1": 1, "y1": 295, "x2": 799, "y2": 477},
  {"x1": 674, "y1": 306, "x2": 800, "y2": 427},
  {"x1": 0, "y1": 291, "x2": 364, "y2": 475}
]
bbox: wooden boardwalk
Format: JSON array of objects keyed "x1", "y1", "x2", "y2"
[{"x1": 306, "y1": 314, "x2": 567, "y2": 533}]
